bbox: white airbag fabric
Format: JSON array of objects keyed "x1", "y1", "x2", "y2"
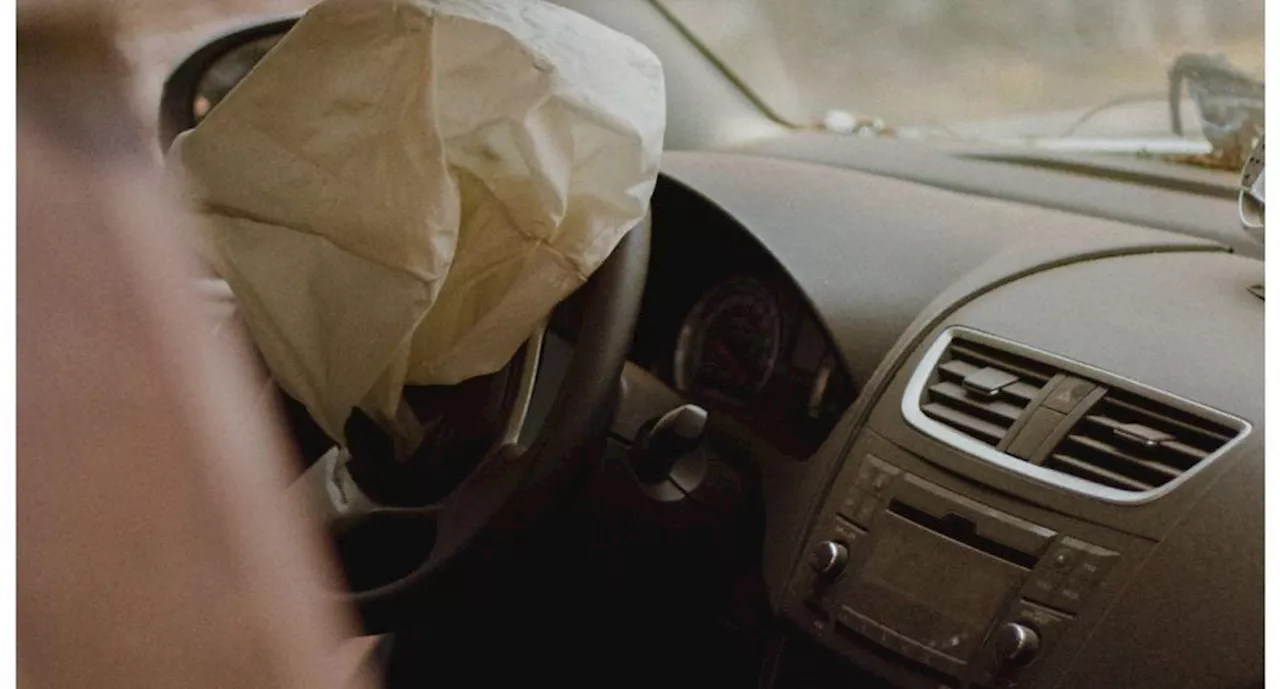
[{"x1": 170, "y1": 0, "x2": 665, "y2": 444}]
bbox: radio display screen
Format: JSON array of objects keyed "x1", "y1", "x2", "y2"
[{"x1": 849, "y1": 512, "x2": 1029, "y2": 660}]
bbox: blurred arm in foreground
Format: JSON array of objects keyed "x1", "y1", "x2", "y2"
[{"x1": 16, "y1": 7, "x2": 375, "y2": 688}]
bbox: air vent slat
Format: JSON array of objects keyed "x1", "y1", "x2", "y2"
[
  {"x1": 947, "y1": 342, "x2": 1055, "y2": 385},
  {"x1": 919, "y1": 337, "x2": 1050, "y2": 448},
  {"x1": 1003, "y1": 381, "x2": 1041, "y2": 404},
  {"x1": 926, "y1": 382, "x2": 1023, "y2": 423},
  {"x1": 937, "y1": 363, "x2": 1039, "y2": 404},
  {"x1": 938, "y1": 360, "x2": 979, "y2": 381},
  {"x1": 1046, "y1": 453, "x2": 1156, "y2": 491},
  {"x1": 921, "y1": 403, "x2": 1006, "y2": 444},
  {"x1": 1096, "y1": 396, "x2": 1234, "y2": 448},
  {"x1": 1079, "y1": 415, "x2": 1207, "y2": 471},
  {"x1": 1161, "y1": 441, "x2": 1209, "y2": 462},
  {"x1": 1044, "y1": 390, "x2": 1240, "y2": 493},
  {"x1": 1061, "y1": 434, "x2": 1182, "y2": 483}
]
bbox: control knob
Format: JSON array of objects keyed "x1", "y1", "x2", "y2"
[
  {"x1": 993, "y1": 622, "x2": 1041, "y2": 666},
  {"x1": 809, "y1": 540, "x2": 849, "y2": 577}
]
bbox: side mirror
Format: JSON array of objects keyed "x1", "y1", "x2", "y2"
[
  {"x1": 1239, "y1": 136, "x2": 1264, "y2": 246},
  {"x1": 157, "y1": 16, "x2": 298, "y2": 153}
]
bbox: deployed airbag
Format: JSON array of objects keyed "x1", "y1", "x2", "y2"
[{"x1": 170, "y1": 0, "x2": 665, "y2": 445}]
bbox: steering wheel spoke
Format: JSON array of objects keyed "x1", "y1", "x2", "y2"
[
  {"x1": 291, "y1": 446, "x2": 446, "y2": 532},
  {"x1": 290, "y1": 213, "x2": 650, "y2": 633}
]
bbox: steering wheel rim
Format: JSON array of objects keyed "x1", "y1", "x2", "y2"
[{"x1": 347, "y1": 213, "x2": 651, "y2": 632}]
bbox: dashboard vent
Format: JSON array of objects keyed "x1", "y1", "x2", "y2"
[
  {"x1": 920, "y1": 339, "x2": 1055, "y2": 447},
  {"x1": 1044, "y1": 389, "x2": 1239, "y2": 492}
]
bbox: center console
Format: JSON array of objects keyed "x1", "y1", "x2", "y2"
[
  {"x1": 782, "y1": 302, "x2": 1253, "y2": 689},
  {"x1": 787, "y1": 430, "x2": 1147, "y2": 689}
]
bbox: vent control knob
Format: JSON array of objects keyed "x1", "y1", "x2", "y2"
[
  {"x1": 809, "y1": 540, "x2": 849, "y2": 577},
  {"x1": 993, "y1": 622, "x2": 1041, "y2": 666}
]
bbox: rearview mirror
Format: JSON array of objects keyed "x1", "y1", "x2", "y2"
[{"x1": 157, "y1": 17, "x2": 298, "y2": 153}]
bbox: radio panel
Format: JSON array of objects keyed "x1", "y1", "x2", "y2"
[
  {"x1": 790, "y1": 438, "x2": 1128, "y2": 687},
  {"x1": 850, "y1": 511, "x2": 1027, "y2": 661}
]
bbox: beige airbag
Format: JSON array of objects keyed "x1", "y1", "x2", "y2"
[{"x1": 170, "y1": 0, "x2": 666, "y2": 445}]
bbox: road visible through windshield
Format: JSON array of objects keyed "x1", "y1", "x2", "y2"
[
  {"x1": 114, "y1": 0, "x2": 1265, "y2": 143},
  {"x1": 659, "y1": 0, "x2": 1264, "y2": 135}
]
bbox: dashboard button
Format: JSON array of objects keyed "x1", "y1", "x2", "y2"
[
  {"x1": 1044, "y1": 541, "x2": 1082, "y2": 573},
  {"x1": 851, "y1": 497, "x2": 880, "y2": 527},
  {"x1": 1016, "y1": 600, "x2": 1071, "y2": 626},
  {"x1": 871, "y1": 470, "x2": 893, "y2": 493},
  {"x1": 1071, "y1": 559, "x2": 1105, "y2": 583},
  {"x1": 1023, "y1": 572, "x2": 1061, "y2": 603},
  {"x1": 1072, "y1": 544, "x2": 1119, "y2": 583},
  {"x1": 867, "y1": 455, "x2": 901, "y2": 493},
  {"x1": 1048, "y1": 578, "x2": 1087, "y2": 613},
  {"x1": 1044, "y1": 377, "x2": 1097, "y2": 413},
  {"x1": 838, "y1": 489, "x2": 868, "y2": 522},
  {"x1": 854, "y1": 455, "x2": 901, "y2": 495}
]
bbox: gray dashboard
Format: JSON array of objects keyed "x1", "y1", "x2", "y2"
[
  {"x1": 733, "y1": 134, "x2": 1257, "y2": 259},
  {"x1": 160, "y1": 2, "x2": 1263, "y2": 685},
  {"x1": 659, "y1": 151, "x2": 1223, "y2": 384},
  {"x1": 654, "y1": 149, "x2": 1262, "y2": 689}
]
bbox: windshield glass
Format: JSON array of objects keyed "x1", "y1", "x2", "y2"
[{"x1": 657, "y1": 0, "x2": 1263, "y2": 139}]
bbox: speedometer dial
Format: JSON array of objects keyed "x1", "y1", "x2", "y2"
[{"x1": 673, "y1": 277, "x2": 783, "y2": 402}]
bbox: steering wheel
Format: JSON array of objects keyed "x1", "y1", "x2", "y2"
[
  {"x1": 323, "y1": 217, "x2": 649, "y2": 632},
  {"x1": 159, "y1": 28, "x2": 651, "y2": 632}
]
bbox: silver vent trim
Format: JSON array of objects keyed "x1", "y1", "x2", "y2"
[{"x1": 902, "y1": 327, "x2": 1251, "y2": 505}]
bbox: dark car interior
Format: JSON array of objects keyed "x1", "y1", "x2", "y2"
[{"x1": 154, "y1": 1, "x2": 1264, "y2": 688}]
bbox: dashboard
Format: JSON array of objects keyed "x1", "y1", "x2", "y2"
[
  {"x1": 550, "y1": 173, "x2": 858, "y2": 461},
  {"x1": 158, "y1": 3, "x2": 1263, "y2": 687},
  {"x1": 629, "y1": 149, "x2": 1263, "y2": 689},
  {"x1": 623, "y1": 177, "x2": 857, "y2": 459},
  {"x1": 652, "y1": 271, "x2": 854, "y2": 459}
]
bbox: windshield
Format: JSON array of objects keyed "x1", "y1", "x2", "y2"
[{"x1": 657, "y1": 0, "x2": 1263, "y2": 140}]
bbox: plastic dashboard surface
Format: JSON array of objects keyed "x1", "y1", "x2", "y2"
[
  {"x1": 896, "y1": 252, "x2": 1261, "y2": 689},
  {"x1": 655, "y1": 150, "x2": 1258, "y2": 688},
  {"x1": 787, "y1": 252, "x2": 1261, "y2": 689},
  {"x1": 657, "y1": 150, "x2": 1219, "y2": 585},
  {"x1": 734, "y1": 133, "x2": 1254, "y2": 258}
]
